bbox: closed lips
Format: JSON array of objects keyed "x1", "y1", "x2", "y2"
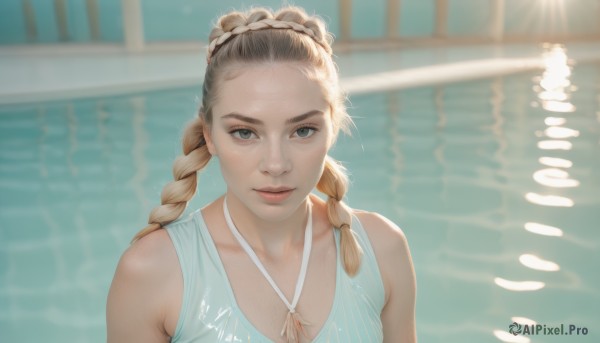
[{"x1": 256, "y1": 188, "x2": 293, "y2": 192}]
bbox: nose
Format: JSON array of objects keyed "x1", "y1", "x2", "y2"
[{"x1": 259, "y1": 139, "x2": 291, "y2": 177}]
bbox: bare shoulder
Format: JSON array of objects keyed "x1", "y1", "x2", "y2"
[
  {"x1": 107, "y1": 229, "x2": 181, "y2": 342},
  {"x1": 120, "y1": 229, "x2": 178, "y2": 275},
  {"x1": 352, "y1": 209, "x2": 417, "y2": 342},
  {"x1": 351, "y1": 210, "x2": 412, "y2": 284},
  {"x1": 112, "y1": 229, "x2": 181, "y2": 293},
  {"x1": 353, "y1": 209, "x2": 410, "y2": 255}
]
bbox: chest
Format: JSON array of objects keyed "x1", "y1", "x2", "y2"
[{"x1": 217, "y1": 234, "x2": 338, "y2": 342}]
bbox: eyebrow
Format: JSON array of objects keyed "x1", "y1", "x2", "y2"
[{"x1": 221, "y1": 110, "x2": 324, "y2": 126}]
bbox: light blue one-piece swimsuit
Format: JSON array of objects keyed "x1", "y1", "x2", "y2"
[{"x1": 166, "y1": 207, "x2": 385, "y2": 342}]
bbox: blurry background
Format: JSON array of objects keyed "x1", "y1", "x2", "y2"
[
  {"x1": 1, "y1": 0, "x2": 599, "y2": 45},
  {"x1": 1, "y1": 1, "x2": 599, "y2": 342}
]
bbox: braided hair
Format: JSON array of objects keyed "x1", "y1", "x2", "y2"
[{"x1": 133, "y1": 6, "x2": 363, "y2": 276}]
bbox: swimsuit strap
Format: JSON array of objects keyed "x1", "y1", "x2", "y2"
[{"x1": 222, "y1": 197, "x2": 312, "y2": 312}]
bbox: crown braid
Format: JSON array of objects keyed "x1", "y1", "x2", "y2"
[{"x1": 207, "y1": 7, "x2": 333, "y2": 63}]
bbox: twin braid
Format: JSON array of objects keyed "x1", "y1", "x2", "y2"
[
  {"x1": 317, "y1": 156, "x2": 363, "y2": 276},
  {"x1": 207, "y1": 7, "x2": 333, "y2": 63},
  {"x1": 131, "y1": 117, "x2": 211, "y2": 243},
  {"x1": 133, "y1": 6, "x2": 362, "y2": 275},
  {"x1": 132, "y1": 118, "x2": 363, "y2": 275}
]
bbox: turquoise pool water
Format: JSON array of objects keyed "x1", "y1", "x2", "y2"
[
  {"x1": 1, "y1": 62, "x2": 599, "y2": 342},
  {"x1": 1, "y1": 0, "x2": 598, "y2": 44}
]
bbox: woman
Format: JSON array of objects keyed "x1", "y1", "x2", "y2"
[{"x1": 107, "y1": 6, "x2": 416, "y2": 343}]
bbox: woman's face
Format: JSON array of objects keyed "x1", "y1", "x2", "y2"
[{"x1": 205, "y1": 63, "x2": 333, "y2": 221}]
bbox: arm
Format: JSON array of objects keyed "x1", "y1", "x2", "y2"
[
  {"x1": 355, "y1": 211, "x2": 417, "y2": 343},
  {"x1": 106, "y1": 229, "x2": 181, "y2": 343}
]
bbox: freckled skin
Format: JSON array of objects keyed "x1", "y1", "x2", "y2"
[
  {"x1": 107, "y1": 63, "x2": 416, "y2": 343},
  {"x1": 204, "y1": 63, "x2": 334, "y2": 240}
]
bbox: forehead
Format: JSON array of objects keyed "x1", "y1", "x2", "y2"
[{"x1": 212, "y1": 63, "x2": 329, "y2": 121}]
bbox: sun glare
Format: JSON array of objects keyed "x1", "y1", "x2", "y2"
[
  {"x1": 494, "y1": 277, "x2": 545, "y2": 291},
  {"x1": 524, "y1": 222, "x2": 564, "y2": 237}
]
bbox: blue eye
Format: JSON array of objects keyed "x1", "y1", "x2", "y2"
[
  {"x1": 296, "y1": 127, "x2": 317, "y2": 138},
  {"x1": 230, "y1": 129, "x2": 256, "y2": 140}
]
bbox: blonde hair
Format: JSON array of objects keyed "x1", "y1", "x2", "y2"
[{"x1": 132, "y1": 6, "x2": 363, "y2": 276}]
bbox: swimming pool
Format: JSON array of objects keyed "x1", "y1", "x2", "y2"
[{"x1": 1, "y1": 60, "x2": 598, "y2": 342}]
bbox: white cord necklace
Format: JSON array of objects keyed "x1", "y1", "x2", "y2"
[{"x1": 223, "y1": 197, "x2": 312, "y2": 343}]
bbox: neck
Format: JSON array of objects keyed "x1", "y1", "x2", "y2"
[{"x1": 222, "y1": 192, "x2": 313, "y2": 257}]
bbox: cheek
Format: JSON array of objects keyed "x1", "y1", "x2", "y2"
[
  {"x1": 209, "y1": 133, "x2": 252, "y2": 180},
  {"x1": 301, "y1": 142, "x2": 329, "y2": 178},
  {"x1": 311, "y1": 141, "x2": 330, "y2": 161},
  {"x1": 216, "y1": 153, "x2": 250, "y2": 192}
]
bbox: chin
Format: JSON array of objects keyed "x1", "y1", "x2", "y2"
[
  {"x1": 253, "y1": 192, "x2": 307, "y2": 217},
  {"x1": 246, "y1": 206, "x2": 290, "y2": 224}
]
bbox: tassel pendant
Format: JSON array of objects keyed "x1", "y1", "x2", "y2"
[
  {"x1": 224, "y1": 198, "x2": 314, "y2": 343},
  {"x1": 280, "y1": 310, "x2": 311, "y2": 343}
]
